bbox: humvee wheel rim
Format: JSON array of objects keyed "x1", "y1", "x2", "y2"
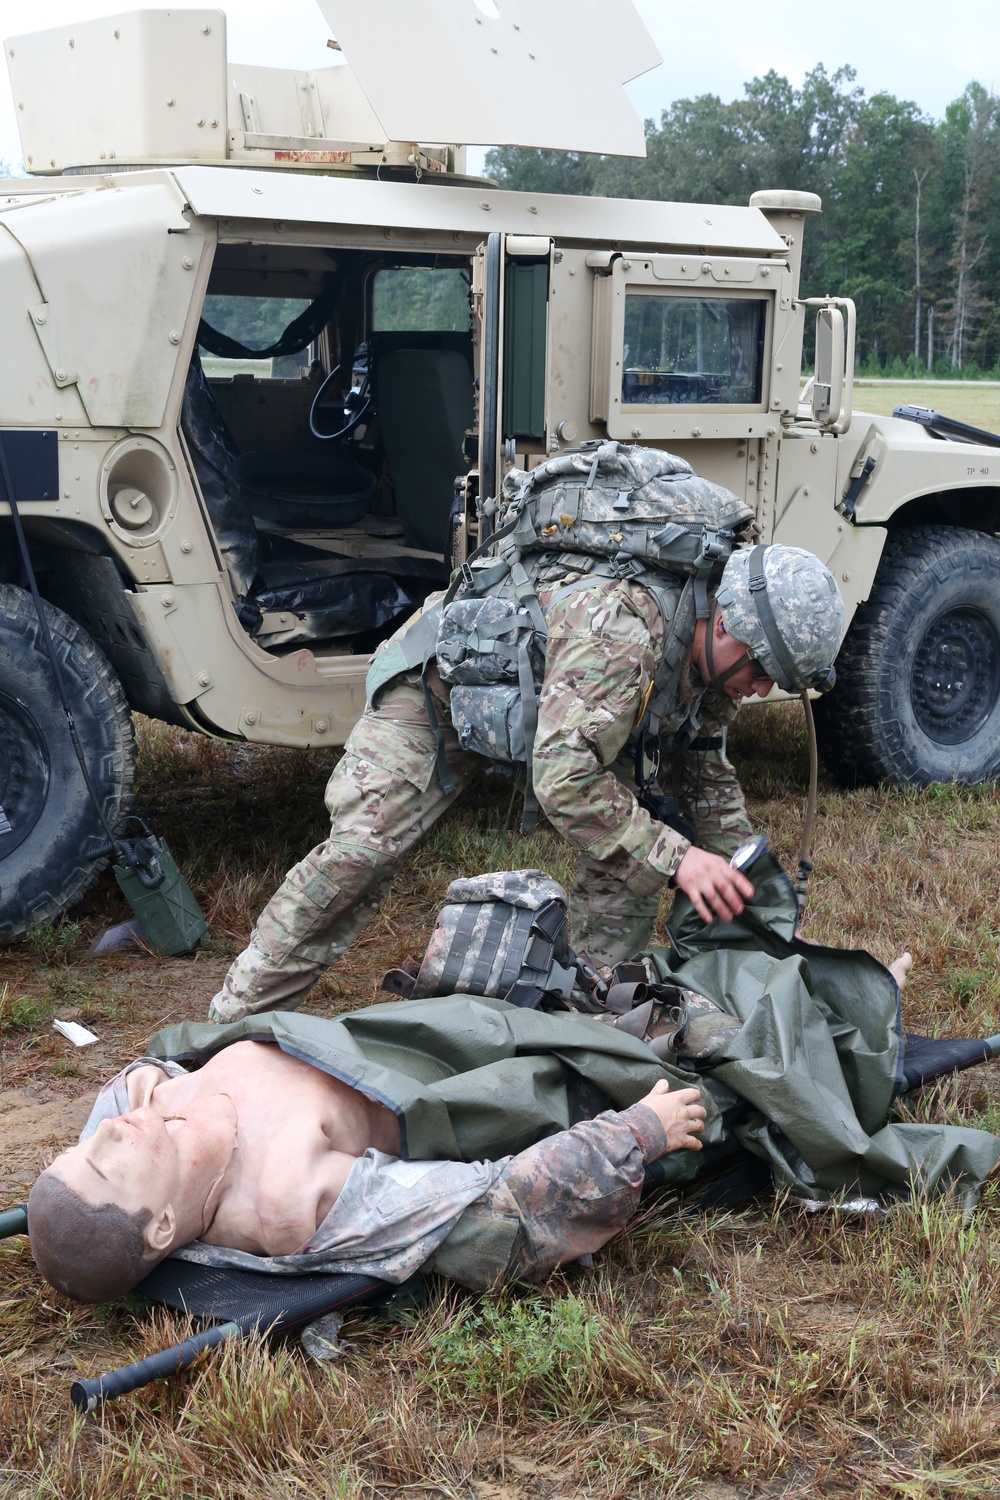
[
  {"x1": 910, "y1": 606, "x2": 1000, "y2": 746},
  {"x1": 0, "y1": 689, "x2": 51, "y2": 858}
]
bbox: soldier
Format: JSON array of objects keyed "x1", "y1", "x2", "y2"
[{"x1": 209, "y1": 540, "x2": 844, "y2": 1023}]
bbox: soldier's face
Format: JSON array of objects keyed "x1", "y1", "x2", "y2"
[
  {"x1": 703, "y1": 619, "x2": 775, "y2": 699},
  {"x1": 724, "y1": 651, "x2": 775, "y2": 700}
]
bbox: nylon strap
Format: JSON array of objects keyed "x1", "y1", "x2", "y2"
[
  {"x1": 472, "y1": 901, "x2": 516, "y2": 992},
  {"x1": 517, "y1": 637, "x2": 540, "y2": 832},
  {"x1": 747, "y1": 542, "x2": 801, "y2": 689},
  {"x1": 436, "y1": 902, "x2": 484, "y2": 993},
  {"x1": 497, "y1": 906, "x2": 539, "y2": 995},
  {"x1": 703, "y1": 598, "x2": 753, "y2": 693}
]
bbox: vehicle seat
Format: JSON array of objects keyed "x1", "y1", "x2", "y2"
[
  {"x1": 180, "y1": 358, "x2": 425, "y2": 649},
  {"x1": 374, "y1": 348, "x2": 473, "y2": 555}
]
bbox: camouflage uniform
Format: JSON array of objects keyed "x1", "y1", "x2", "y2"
[{"x1": 211, "y1": 574, "x2": 751, "y2": 1021}]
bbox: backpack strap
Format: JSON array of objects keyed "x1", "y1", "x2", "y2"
[{"x1": 365, "y1": 602, "x2": 442, "y2": 707}]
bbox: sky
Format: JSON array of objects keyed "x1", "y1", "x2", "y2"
[{"x1": 1, "y1": 0, "x2": 998, "y2": 175}]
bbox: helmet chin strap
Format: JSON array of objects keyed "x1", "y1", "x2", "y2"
[{"x1": 703, "y1": 599, "x2": 753, "y2": 691}]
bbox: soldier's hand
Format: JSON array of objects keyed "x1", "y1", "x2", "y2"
[{"x1": 674, "y1": 846, "x2": 754, "y2": 925}]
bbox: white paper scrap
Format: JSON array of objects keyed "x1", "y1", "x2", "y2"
[{"x1": 53, "y1": 1018, "x2": 100, "y2": 1048}]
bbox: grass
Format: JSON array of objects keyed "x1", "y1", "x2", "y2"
[
  {"x1": 2, "y1": 706, "x2": 1000, "y2": 1497},
  {"x1": 852, "y1": 380, "x2": 1000, "y2": 430}
]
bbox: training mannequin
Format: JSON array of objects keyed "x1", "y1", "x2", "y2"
[{"x1": 28, "y1": 1036, "x2": 706, "y2": 1303}]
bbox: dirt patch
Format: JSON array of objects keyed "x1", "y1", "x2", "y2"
[{"x1": 0, "y1": 1085, "x2": 92, "y2": 1200}]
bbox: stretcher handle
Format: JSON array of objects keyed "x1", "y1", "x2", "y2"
[
  {"x1": 70, "y1": 1321, "x2": 242, "y2": 1413},
  {"x1": 0, "y1": 1207, "x2": 28, "y2": 1238}
]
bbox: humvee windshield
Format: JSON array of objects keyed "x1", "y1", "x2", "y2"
[
  {"x1": 621, "y1": 293, "x2": 767, "y2": 407},
  {"x1": 371, "y1": 267, "x2": 471, "y2": 332},
  {"x1": 200, "y1": 295, "x2": 314, "y2": 379}
]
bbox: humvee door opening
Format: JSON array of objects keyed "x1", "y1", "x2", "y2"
[{"x1": 185, "y1": 241, "x2": 474, "y2": 658}]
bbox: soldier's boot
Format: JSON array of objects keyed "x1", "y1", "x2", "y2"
[
  {"x1": 209, "y1": 679, "x2": 480, "y2": 1022},
  {"x1": 569, "y1": 857, "x2": 664, "y2": 973}
]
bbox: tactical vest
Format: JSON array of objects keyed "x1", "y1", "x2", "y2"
[{"x1": 367, "y1": 442, "x2": 755, "y2": 826}]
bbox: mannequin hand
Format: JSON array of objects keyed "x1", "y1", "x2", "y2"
[
  {"x1": 638, "y1": 1081, "x2": 706, "y2": 1153},
  {"x1": 674, "y1": 846, "x2": 754, "y2": 925}
]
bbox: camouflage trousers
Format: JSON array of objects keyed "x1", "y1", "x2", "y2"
[{"x1": 210, "y1": 680, "x2": 665, "y2": 1021}]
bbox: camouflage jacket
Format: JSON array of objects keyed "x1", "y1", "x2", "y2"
[{"x1": 529, "y1": 567, "x2": 752, "y2": 891}]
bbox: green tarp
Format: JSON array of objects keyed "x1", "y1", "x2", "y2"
[
  {"x1": 658, "y1": 853, "x2": 1000, "y2": 1205},
  {"x1": 148, "y1": 853, "x2": 1000, "y2": 1206}
]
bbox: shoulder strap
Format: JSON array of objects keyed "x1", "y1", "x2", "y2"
[{"x1": 365, "y1": 602, "x2": 442, "y2": 707}]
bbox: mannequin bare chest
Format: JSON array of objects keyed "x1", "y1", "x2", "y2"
[{"x1": 152, "y1": 1041, "x2": 402, "y2": 1255}]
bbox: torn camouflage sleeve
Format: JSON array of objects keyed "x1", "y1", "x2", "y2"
[{"x1": 530, "y1": 579, "x2": 692, "y2": 894}]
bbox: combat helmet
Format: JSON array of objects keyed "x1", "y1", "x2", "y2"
[{"x1": 713, "y1": 543, "x2": 845, "y2": 693}]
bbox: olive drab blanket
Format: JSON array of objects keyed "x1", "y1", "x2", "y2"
[{"x1": 149, "y1": 856, "x2": 1000, "y2": 1208}]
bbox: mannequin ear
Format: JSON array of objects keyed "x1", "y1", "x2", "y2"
[{"x1": 144, "y1": 1204, "x2": 177, "y2": 1254}]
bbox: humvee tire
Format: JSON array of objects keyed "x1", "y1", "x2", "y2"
[
  {"x1": 0, "y1": 585, "x2": 136, "y2": 941},
  {"x1": 814, "y1": 526, "x2": 1000, "y2": 787}
]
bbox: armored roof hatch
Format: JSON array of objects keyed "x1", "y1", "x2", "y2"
[{"x1": 314, "y1": 0, "x2": 662, "y2": 157}]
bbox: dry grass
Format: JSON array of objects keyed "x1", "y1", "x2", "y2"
[{"x1": 2, "y1": 705, "x2": 1000, "y2": 1497}]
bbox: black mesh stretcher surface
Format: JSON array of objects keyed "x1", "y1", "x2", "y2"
[{"x1": 3, "y1": 1027, "x2": 997, "y2": 1410}]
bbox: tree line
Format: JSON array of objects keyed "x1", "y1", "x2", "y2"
[{"x1": 486, "y1": 68, "x2": 1000, "y2": 378}]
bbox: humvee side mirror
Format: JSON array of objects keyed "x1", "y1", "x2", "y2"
[
  {"x1": 813, "y1": 307, "x2": 844, "y2": 426},
  {"x1": 805, "y1": 297, "x2": 856, "y2": 434}
]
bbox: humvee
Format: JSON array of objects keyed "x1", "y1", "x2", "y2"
[{"x1": 3, "y1": 3, "x2": 1000, "y2": 939}]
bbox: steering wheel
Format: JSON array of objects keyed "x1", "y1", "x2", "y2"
[{"x1": 309, "y1": 361, "x2": 375, "y2": 442}]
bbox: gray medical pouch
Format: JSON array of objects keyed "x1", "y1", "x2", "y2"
[
  {"x1": 448, "y1": 684, "x2": 531, "y2": 761},
  {"x1": 409, "y1": 869, "x2": 587, "y2": 1010}
]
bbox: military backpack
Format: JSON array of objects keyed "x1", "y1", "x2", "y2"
[{"x1": 368, "y1": 441, "x2": 755, "y2": 826}]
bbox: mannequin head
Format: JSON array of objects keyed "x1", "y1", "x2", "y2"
[{"x1": 28, "y1": 1099, "x2": 237, "y2": 1303}]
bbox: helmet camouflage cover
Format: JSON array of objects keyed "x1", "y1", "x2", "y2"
[{"x1": 715, "y1": 544, "x2": 846, "y2": 693}]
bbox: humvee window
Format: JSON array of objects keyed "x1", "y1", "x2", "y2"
[
  {"x1": 372, "y1": 268, "x2": 471, "y2": 332},
  {"x1": 621, "y1": 294, "x2": 766, "y2": 407},
  {"x1": 199, "y1": 295, "x2": 314, "y2": 379}
]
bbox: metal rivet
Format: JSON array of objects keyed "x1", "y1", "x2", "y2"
[
  {"x1": 479, "y1": 200, "x2": 491, "y2": 210},
  {"x1": 245, "y1": 711, "x2": 257, "y2": 725},
  {"x1": 182, "y1": 256, "x2": 194, "y2": 270},
  {"x1": 166, "y1": 97, "x2": 175, "y2": 106},
  {"x1": 162, "y1": 594, "x2": 174, "y2": 607},
  {"x1": 180, "y1": 540, "x2": 192, "y2": 553},
  {"x1": 315, "y1": 719, "x2": 328, "y2": 733},
  {"x1": 55, "y1": 368, "x2": 66, "y2": 381},
  {"x1": 252, "y1": 186, "x2": 263, "y2": 194},
  {"x1": 168, "y1": 330, "x2": 181, "y2": 344},
  {"x1": 201, "y1": 23, "x2": 211, "y2": 33},
  {"x1": 197, "y1": 671, "x2": 211, "y2": 687}
]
